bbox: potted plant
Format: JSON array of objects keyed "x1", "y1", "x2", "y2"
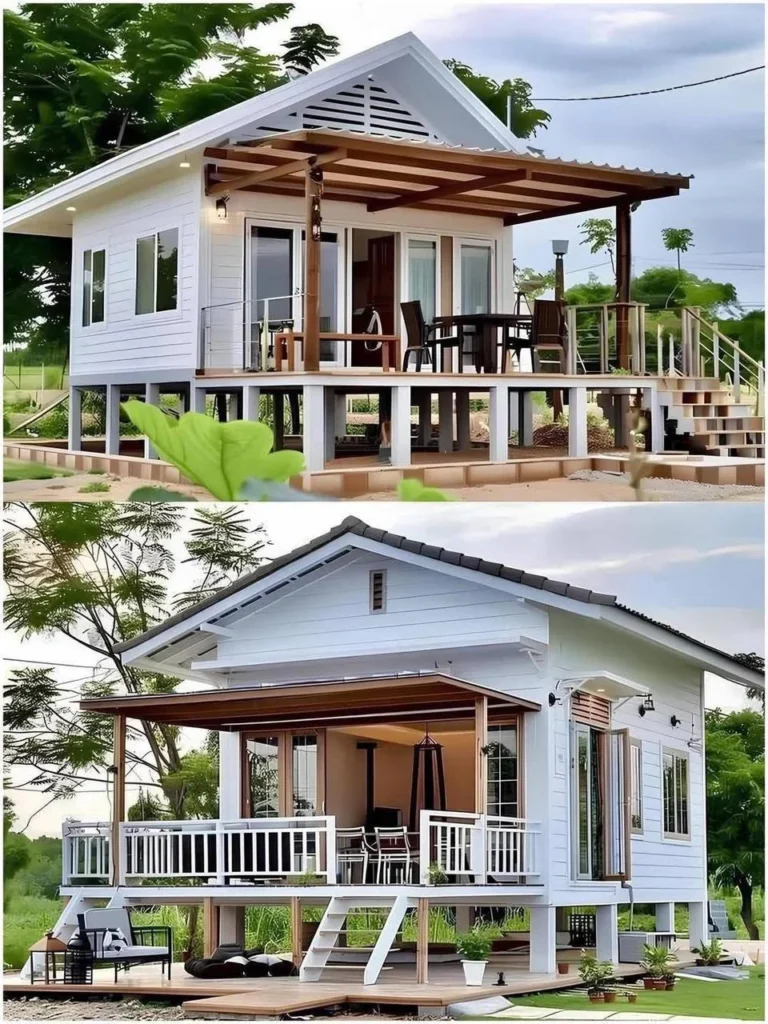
[
  {"x1": 457, "y1": 930, "x2": 492, "y2": 986},
  {"x1": 692, "y1": 938, "x2": 723, "y2": 967},
  {"x1": 428, "y1": 862, "x2": 449, "y2": 886},
  {"x1": 557, "y1": 961, "x2": 570, "y2": 975},
  {"x1": 579, "y1": 950, "x2": 614, "y2": 1002},
  {"x1": 604, "y1": 990, "x2": 617, "y2": 1004},
  {"x1": 663, "y1": 966, "x2": 677, "y2": 990},
  {"x1": 641, "y1": 943, "x2": 677, "y2": 990}
]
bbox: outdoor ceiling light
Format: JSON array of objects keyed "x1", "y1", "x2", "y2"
[
  {"x1": 551, "y1": 239, "x2": 569, "y2": 256},
  {"x1": 66, "y1": 206, "x2": 76, "y2": 212},
  {"x1": 638, "y1": 694, "x2": 655, "y2": 716},
  {"x1": 179, "y1": 154, "x2": 191, "y2": 168},
  {"x1": 215, "y1": 196, "x2": 229, "y2": 220}
]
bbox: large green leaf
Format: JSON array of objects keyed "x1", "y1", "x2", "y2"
[{"x1": 123, "y1": 401, "x2": 305, "y2": 500}]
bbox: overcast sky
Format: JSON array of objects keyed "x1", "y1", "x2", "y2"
[
  {"x1": 253, "y1": 1, "x2": 765, "y2": 308},
  {"x1": 7, "y1": 501, "x2": 763, "y2": 837}
]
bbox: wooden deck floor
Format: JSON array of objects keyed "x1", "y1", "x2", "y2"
[{"x1": 4, "y1": 954, "x2": 654, "y2": 1017}]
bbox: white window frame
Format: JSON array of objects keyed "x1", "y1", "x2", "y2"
[
  {"x1": 401, "y1": 232, "x2": 441, "y2": 324},
  {"x1": 245, "y1": 217, "x2": 345, "y2": 366},
  {"x1": 662, "y1": 746, "x2": 691, "y2": 841},
  {"x1": 453, "y1": 236, "x2": 497, "y2": 316},
  {"x1": 630, "y1": 738, "x2": 643, "y2": 835},
  {"x1": 134, "y1": 225, "x2": 181, "y2": 318},
  {"x1": 80, "y1": 245, "x2": 107, "y2": 329},
  {"x1": 570, "y1": 721, "x2": 594, "y2": 881}
]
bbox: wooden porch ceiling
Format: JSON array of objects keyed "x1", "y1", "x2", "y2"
[
  {"x1": 204, "y1": 128, "x2": 691, "y2": 226},
  {"x1": 80, "y1": 673, "x2": 540, "y2": 730}
]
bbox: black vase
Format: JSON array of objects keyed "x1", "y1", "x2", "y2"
[{"x1": 65, "y1": 913, "x2": 93, "y2": 984}]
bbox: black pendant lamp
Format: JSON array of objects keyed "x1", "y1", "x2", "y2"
[{"x1": 408, "y1": 727, "x2": 447, "y2": 832}]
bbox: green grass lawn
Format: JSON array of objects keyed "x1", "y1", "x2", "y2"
[
  {"x1": 497, "y1": 967, "x2": 765, "y2": 1021},
  {"x1": 3, "y1": 460, "x2": 72, "y2": 482}
]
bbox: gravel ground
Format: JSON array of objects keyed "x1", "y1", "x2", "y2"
[
  {"x1": 3, "y1": 998, "x2": 187, "y2": 1020},
  {"x1": 568, "y1": 469, "x2": 765, "y2": 501}
]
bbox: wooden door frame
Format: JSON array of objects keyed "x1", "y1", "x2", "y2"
[{"x1": 240, "y1": 729, "x2": 326, "y2": 818}]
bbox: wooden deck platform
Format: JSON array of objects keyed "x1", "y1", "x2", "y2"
[{"x1": 4, "y1": 954, "x2": 654, "y2": 1017}]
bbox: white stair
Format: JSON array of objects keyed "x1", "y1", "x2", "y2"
[{"x1": 300, "y1": 894, "x2": 413, "y2": 985}]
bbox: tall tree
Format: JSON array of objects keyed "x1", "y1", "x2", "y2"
[
  {"x1": 578, "y1": 218, "x2": 616, "y2": 275},
  {"x1": 661, "y1": 227, "x2": 695, "y2": 276},
  {"x1": 705, "y1": 705, "x2": 764, "y2": 939},
  {"x1": 443, "y1": 60, "x2": 550, "y2": 139},
  {"x1": 3, "y1": 3, "x2": 339, "y2": 359}
]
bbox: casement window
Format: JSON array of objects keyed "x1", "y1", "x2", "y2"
[
  {"x1": 82, "y1": 248, "x2": 106, "y2": 326},
  {"x1": 630, "y1": 739, "x2": 643, "y2": 833},
  {"x1": 135, "y1": 228, "x2": 179, "y2": 314},
  {"x1": 662, "y1": 748, "x2": 690, "y2": 839},
  {"x1": 486, "y1": 722, "x2": 519, "y2": 819},
  {"x1": 369, "y1": 570, "x2": 386, "y2": 613}
]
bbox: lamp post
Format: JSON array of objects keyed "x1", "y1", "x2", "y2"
[{"x1": 551, "y1": 239, "x2": 569, "y2": 301}]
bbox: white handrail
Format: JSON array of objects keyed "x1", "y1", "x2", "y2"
[{"x1": 419, "y1": 810, "x2": 541, "y2": 884}]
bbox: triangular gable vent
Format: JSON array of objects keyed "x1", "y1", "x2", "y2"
[{"x1": 243, "y1": 78, "x2": 439, "y2": 142}]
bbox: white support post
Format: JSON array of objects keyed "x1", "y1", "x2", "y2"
[
  {"x1": 215, "y1": 820, "x2": 226, "y2": 885},
  {"x1": 595, "y1": 904, "x2": 619, "y2": 965},
  {"x1": 656, "y1": 324, "x2": 664, "y2": 377},
  {"x1": 302, "y1": 384, "x2": 326, "y2": 473},
  {"x1": 470, "y1": 821, "x2": 487, "y2": 885},
  {"x1": 105, "y1": 384, "x2": 121, "y2": 455},
  {"x1": 668, "y1": 334, "x2": 675, "y2": 377},
  {"x1": 455, "y1": 906, "x2": 473, "y2": 932},
  {"x1": 68, "y1": 386, "x2": 83, "y2": 451},
  {"x1": 324, "y1": 388, "x2": 336, "y2": 463},
  {"x1": 218, "y1": 732, "x2": 241, "y2": 820},
  {"x1": 520, "y1": 392, "x2": 535, "y2": 447},
  {"x1": 488, "y1": 384, "x2": 509, "y2": 462},
  {"x1": 191, "y1": 387, "x2": 207, "y2": 414},
  {"x1": 529, "y1": 906, "x2": 556, "y2": 974},
  {"x1": 334, "y1": 393, "x2": 347, "y2": 438},
  {"x1": 642, "y1": 386, "x2": 664, "y2": 453},
  {"x1": 219, "y1": 906, "x2": 245, "y2": 948},
  {"x1": 567, "y1": 387, "x2": 588, "y2": 457},
  {"x1": 419, "y1": 812, "x2": 431, "y2": 885},
  {"x1": 144, "y1": 383, "x2": 161, "y2": 459},
  {"x1": 390, "y1": 385, "x2": 412, "y2": 467},
  {"x1": 325, "y1": 815, "x2": 337, "y2": 885},
  {"x1": 416, "y1": 391, "x2": 432, "y2": 447},
  {"x1": 566, "y1": 306, "x2": 578, "y2": 374},
  {"x1": 508, "y1": 391, "x2": 519, "y2": 445},
  {"x1": 688, "y1": 901, "x2": 708, "y2": 949},
  {"x1": 243, "y1": 385, "x2": 261, "y2": 421},
  {"x1": 438, "y1": 390, "x2": 453, "y2": 454},
  {"x1": 455, "y1": 390, "x2": 471, "y2": 452},
  {"x1": 655, "y1": 902, "x2": 675, "y2": 933}
]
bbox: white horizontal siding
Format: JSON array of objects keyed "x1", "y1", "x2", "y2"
[
  {"x1": 547, "y1": 611, "x2": 707, "y2": 902},
  {"x1": 71, "y1": 171, "x2": 201, "y2": 378},
  {"x1": 216, "y1": 553, "x2": 547, "y2": 668}
]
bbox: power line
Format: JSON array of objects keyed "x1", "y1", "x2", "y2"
[
  {"x1": 534, "y1": 65, "x2": 764, "y2": 102},
  {"x1": 4, "y1": 656, "x2": 109, "y2": 670}
]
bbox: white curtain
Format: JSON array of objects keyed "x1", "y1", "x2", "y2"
[
  {"x1": 461, "y1": 244, "x2": 492, "y2": 314},
  {"x1": 408, "y1": 239, "x2": 437, "y2": 323}
]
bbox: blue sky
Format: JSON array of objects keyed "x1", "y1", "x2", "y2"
[{"x1": 256, "y1": 1, "x2": 765, "y2": 308}]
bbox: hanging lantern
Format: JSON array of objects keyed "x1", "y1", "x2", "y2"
[{"x1": 408, "y1": 727, "x2": 447, "y2": 832}]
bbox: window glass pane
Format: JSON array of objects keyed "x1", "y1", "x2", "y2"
[
  {"x1": 486, "y1": 724, "x2": 518, "y2": 818},
  {"x1": 630, "y1": 742, "x2": 642, "y2": 830},
  {"x1": 248, "y1": 737, "x2": 279, "y2": 817},
  {"x1": 92, "y1": 249, "x2": 105, "y2": 323},
  {"x1": 408, "y1": 239, "x2": 436, "y2": 324},
  {"x1": 577, "y1": 732, "x2": 590, "y2": 876},
  {"x1": 252, "y1": 226, "x2": 293, "y2": 325},
  {"x1": 136, "y1": 235, "x2": 156, "y2": 314},
  {"x1": 461, "y1": 244, "x2": 491, "y2": 314},
  {"x1": 678, "y1": 756, "x2": 688, "y2": 835},
  {"x1": 82, "y1": 249, "x2": 92, "y2": 327},
  {"x1": 156, "y1": 228, "x2": 178, "y2": 312},
  {"x1": 663, "y1": 752, "x2": 675, "y2": 833},
  {"x1": 292, "y1": 735, "x2": 317, "y2": 816}
]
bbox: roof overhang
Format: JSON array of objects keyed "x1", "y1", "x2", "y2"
[
  {"x1": 204, "y1": 128, "x2": 691, "y2": 225},
  {"x1": 79, "y1": 673, "x2": 540, "y2": 731},
  {"x1": 559, "y1": 671, "x2": 649, "y2": 701}
]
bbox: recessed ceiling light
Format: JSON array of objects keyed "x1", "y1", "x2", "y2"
[
  {"x1": 66, "y1": 206, "x2": 76, "y2": 212},
  {"x1": 596, "y1": 687, "x2": 606, "y2": 692}
]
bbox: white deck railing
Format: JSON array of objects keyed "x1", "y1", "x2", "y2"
[
  {"x1": 62, "y1": 813, "x2": 540, "y2": 887},
  {"x1": 419, "y1": 810, "x2": 540, "y2": 884}
]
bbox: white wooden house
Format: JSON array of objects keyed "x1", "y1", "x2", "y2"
[
  {"x1": 45, "y1": 516, "x2": 762, "y2": 987},
  {"x1": 5, "y1": 32, "x2": 762, "y2": 479}
]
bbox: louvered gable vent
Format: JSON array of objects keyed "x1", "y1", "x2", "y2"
[{"x1": 570, "y1": 691, "x2": 612, "y2": 729}]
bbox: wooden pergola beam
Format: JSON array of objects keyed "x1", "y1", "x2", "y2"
[
  {"x1": 504, "y1": 186, "x2": 680, "y2": 226},
  {"x1": 366, "y1": 169, "x2": 529, "y2": 213},
  {"x1": 206, "y1": 147, "x2": 346, "y2": 196}
]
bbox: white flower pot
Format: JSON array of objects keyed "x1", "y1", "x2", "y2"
[{"x1": 461, "y1": 959, "x2": 488, "y2": 986}]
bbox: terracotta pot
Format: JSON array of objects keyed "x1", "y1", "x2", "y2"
[
  {"x1": 604, "y1": 992, "x2": 616, "y2": 1003},
  {"x1": 588, "y1": 993, "x2": 604, "y2": 1003},
  {"x1": 665, "y1": 978, "x2": 676, "y2": 990},
  {"x1": 643, "y1": 977, "x2": 656, "y2": 990},
  {"x1": 557, "y1": 963, "x2": 570, "y2": 975},
  {"x1": 653, "y1": 978, "x2": 668, "y2": 990},
  {"x1": 627, "y1": 993, "x2": 638, "y2": 1003}
]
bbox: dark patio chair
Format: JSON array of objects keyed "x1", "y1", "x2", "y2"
[
  {"x1": 400, "y1": 301, "x2": 460, "y2": 372},
  {"x1": 503, "y1": 299, "x2": 567, "y2": 373}
]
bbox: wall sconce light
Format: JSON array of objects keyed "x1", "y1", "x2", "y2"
[
  {"x1": 215, "y1": 197, "x2": 229, "y2": 220},
  {"x1": 548, "y1": 692, "x2": 561, "y2": 707},
  {"x1": 638, "y1": 694, "x2": 655, "y2": 717},
  {"x1": 66, "y1": 206, "x2": 76, "y2": 212},
  {"x1": 670, "y1": 715, "x2": 681, "y2": 728}
]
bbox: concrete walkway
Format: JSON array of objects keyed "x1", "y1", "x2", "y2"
[{"x1": 491, "y1": 1008, "x2": 747, "y2": 1022}]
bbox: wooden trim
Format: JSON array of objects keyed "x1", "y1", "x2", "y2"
[
  {"x1": 474, "y1": 697, "x2": 488, "y2": 814},
  {"x1": 291, "y1": 897, "x2": 303, "y2": 965},
  {"x1": 621, "y1": 729, "x2": 632, "y2": 879},
  {"x1": 416, "y1": 897, "x2": 429, "y2": 984},
  {"x1": 366, "y1": 169, "x2": 529, "y2": 213},
  {"x1": 203, "y1": 898, "x2": 216, "y2": 958},
  {"x1": 207, "y1": 148, "x2": 346, "y2": 196},
  {"x1": 504, "y1": 188, "x2": 679, "y2": 227},
  {"x1": 111, "y1": 713, "x2": 126, "y2": 886}
]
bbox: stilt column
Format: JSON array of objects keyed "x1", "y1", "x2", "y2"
[
  {"x1": 302, "y1": 385, "x2": 325, "y2": 472},
  {"x1": 568, "y1": 387, "x2": 588, "y2": 457},
  {"x1": 655, "y1": 902, "x2": 675, "y2": 933},
  {"x1": 243, "y1": 385, "x2": 261, "y2": 422},
  {"x1": 144, "y1": 383, "x2": 161, "y2": 459},
  {"x1": 530, "y1": 906, "x2": 556, "y2": 974},
  {"x1": 688, "y1": 901, "x2": 708, "y2": 949},
  {"x1": 390, "y1": 385, "x2": 412, "y2": 467},
  {"x1": 105, "y1": 384, "x2": 121, "y2": 455},
  {"x1": 488, "y1": 384, "x2": 509, "y2": 462},
  {"x1": 68, "y1": 386, "x2": 83, "y2": 452},
  {"x1": 595, "y1": 904, "x2": 619, "y2": 964}
]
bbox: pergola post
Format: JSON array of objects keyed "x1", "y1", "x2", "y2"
[
  {"x1": 291, "y1": 897, "x2": 303, "y2": 967},
  {"x1": 303, "y1": 163, "x2": 323, "y2": 373},
  {"x1": 474, "y1": 697, "x2": 488, "y2": 813},
  {"x1": 111, "y1": 713, "x2": 126, "y2": 886},
  {"x1": 616, "y1": 200, "x2": 632, "y2": 369}
]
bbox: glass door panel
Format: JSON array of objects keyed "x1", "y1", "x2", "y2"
[
  {"x1": 460, "y1": 243, "x2": 492, "y2": 314},
  {"x1": 407, "y1": 238, "x2": 437, "y2": 324},
  {"x1": 292, "y1": 734, "x2": 318, "y2": 816},
  {"x1": 247, "y1": 736, "x2": 280, "y2": 817},
  {"x1": 486, "y1": 723, "x2": 518, "y2": 818}
]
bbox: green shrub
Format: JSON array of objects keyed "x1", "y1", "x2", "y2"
[
  {"x1": 456, "y1": 929, "x2": 492, "y2": 961},
  {"x1": 78, "y1": 481, "x2": 111, "y2": 494}
]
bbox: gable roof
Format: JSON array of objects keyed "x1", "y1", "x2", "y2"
[
  {"x1": 3, "y1": 32, "x2": 520, "y2": 238},
  {"x1": 114, "y1": 516, "x2": 763, "y2": 691}
]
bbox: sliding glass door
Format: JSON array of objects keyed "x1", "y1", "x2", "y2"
[
  {"x1": 405, "y1": 236, "x2": 438, "y2": 324},
  {"x1": 458, "y1": 240, "x2": 493, "y2": 315},
  {"x1": 245, "y1": 731, "x2": 323, "y2": 817}
]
